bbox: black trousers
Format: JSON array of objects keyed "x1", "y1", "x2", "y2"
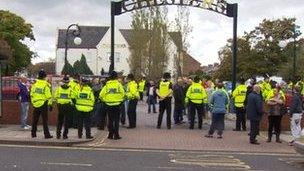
[
  {"x1": 250, "y1": 120, "x2": 260, "y2": 143},
  {"x1": 189, "y1": 102, "x2": 203, "y2": 129},
  {"x1": 235, "y1": 107, "x2": 246, "y2": 130},
  {"x1": 120, "y1": 101, "x2": 126, "y2": 125},
  {"x1": 157, "y1": 98, "x2": 172, "y2": 128},
  {"x1": 268, "y1": 115, "x2": 282, "y2": 137},
  {"x1": 98, "y1": 102, "x2": 107, "y2": 130},
  {"x1": 77, "y1": 112, "x2": 91, "y2": 138},
  {"x1": 208, "y1": 113, "x2": 225, "y2": 135},
  {"x1": 106, "y1": 105, "x2": 121, "y2": 136},
  {"x1": 139, "y1": 92, "x2": 144, "y2": 101},
  {"x1": 127, "y1": 99, "x2": 138, "y2": 127},
  {"x1": 31, "y1": 102, "x2": 51, "y2": 137},
  {"x1": 56, "y1": 104, "x2": 72, "y2": 137}
]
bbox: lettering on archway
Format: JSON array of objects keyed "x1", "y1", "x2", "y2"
[
  {"x1": 118, "y1": 0, "x2": 228, "y2": 15},
  {"x1": 111, "y1": 0, "x2": 238, "y2": 90}
]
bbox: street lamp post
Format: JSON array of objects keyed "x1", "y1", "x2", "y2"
[
  {"x1": 292, "y1": 25, "x2": 300, "y2": 82},
  {"x1": 64, "y1": 24, "x2": 82, "y2": 66}
]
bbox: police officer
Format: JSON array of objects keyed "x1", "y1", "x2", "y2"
[
  {"x1": 100, "y1": 71, "x2": 125, "y2": 140},
  {"x1": 69, "y1": 74, "x2": 81, "y2": 128},
  {"x1": 30, "y1": 69, "x2": 53, "y2": 139},
  {"x1": 126, "y1": 73, "x2": 140, "y2": 129},
  {"x1": 54, "y1": 75, "x2": 74, "y2": 139},
  {"x1": 232, "y1": 78, "x2": 248, "y2": 131},
  {"x1": 138, "y1": 77, "x2": 146, "y2": 101},
  {"x1": 259, "y1": 74, "x2": 272, "y2": 100},
  {"x1": 185, "y1": 76, "x2": 207, "y2": 129},
  {"x1": 156, "y1": 72, "x2": 173, "y2": 129},
  {"x1": 75, "y1": 77, "x2": 95, "y2": 139}
]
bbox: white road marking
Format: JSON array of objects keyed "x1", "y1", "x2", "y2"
[{"x1": 40, "y1": 162, "x2": 92, "y2": 167}]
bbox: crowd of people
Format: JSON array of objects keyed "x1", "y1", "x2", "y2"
[{"x1": 17, "y1": 69, "x2": 304, "y2": 145}]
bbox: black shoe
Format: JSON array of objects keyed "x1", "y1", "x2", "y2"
[
  {"x1": 56, "y1": 135, "x2": 61, "y2": 139},
  {"x1": 167, "y1": 127, "x2": 171, "y2": 130},
  {"x1": 114, "y1": 136, "x2": 122, "y2": 140},
  {"x1": 45, "y1": 135, "x2": 53, "y2": 139},
  {"x1": 233, "y1": 129, "x2": 241, "y2": 131},
  {"x1": 86, "y1": 136, "x2": 94, "y2": 139},
  {"x1": 205, "y1": 135, "x2": 213, "y2": 138},
  {"x1": 127, "y1": 126, "x2": 135, "y2": 129},
  {"x1": 189, "y1": 127, "x2": 194, "y2": 130},
  {"x1": 156, "y1": 126, "x2": 161, "y2": 129},
  {"x1": 107, "y1": 133, "x2": 113, "y2": 139},
  {"x1": 31, "y1": 134, "x2": 37, "y2": 138},
  {"x1": 217, "y1": 135, "x2": 223, "y2": 139},
  {"x1": 78, "y1": 135, "x2": 82, "y2": 139},
  {"x1": 198, "y1": 126, "x2": 202, "y2": 130},
  {"x1": 250, "y1": 141, "x2": 260, "y2": 145},
  {"x1": 63, "y1": 136, "x2": 68, "y2": 139}
]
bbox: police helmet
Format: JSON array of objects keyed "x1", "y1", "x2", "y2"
[{"x1": 38, "y1": 69, "x2": 46, "y2": 79}]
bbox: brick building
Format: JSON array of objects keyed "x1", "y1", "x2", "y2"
[{"x1": 182, "y1": 50, "x2": 202, "y2": 75}]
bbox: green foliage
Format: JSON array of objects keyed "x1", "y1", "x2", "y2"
[
  {"x1": 73, "y1": 54, "x2": 93, "y2": 75},
  {"x1": 130, "y1": 7, "x2": 169, "y2": 80},
  {"x1": 0, "y1": 10, "x2": 35, "y2": 75},
  {"x1": 215, "y1": 18, "x2": 302, "y2": 81},
  {"x1": 61, "y1": 61, "x2": 75, "y2": 75}
]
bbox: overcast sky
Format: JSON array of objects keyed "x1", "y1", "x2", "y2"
[{"x1": 0, "y1": 0, "x2": 303, "y2": 65}]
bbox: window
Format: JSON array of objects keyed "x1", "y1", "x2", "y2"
[{"x1": 107, "y1": 52, "x2": 121, "y2": 63}]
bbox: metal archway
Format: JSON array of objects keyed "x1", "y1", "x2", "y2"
[{"x1": 110, "y1": 0, "x2": 238, "y2": 90}]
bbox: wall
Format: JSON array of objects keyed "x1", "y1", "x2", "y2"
[
  {"x1": 182, "y1": 52, "x2": 202, "y2": 75},
  {"x1": 56, "y1": 48, "x2": 98, "y2": 74},
  {"x1": 96, "y1": 27, "x2": 130, "y2": 75}
]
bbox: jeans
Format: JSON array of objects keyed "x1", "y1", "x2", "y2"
[
  {"x1": 20, "y1": 102, "x2": 29, "y2": 127},
  {"x1": 147, "y1": 95, "x2": 156, "y2": 113},
  {"x1": 208, "y1": 113, "x2": 225, "y2": 135},
  {"x1": 290, "y1": 113, "x2": 303, "y2": 140},
  {"x1": 250, "y1": 120, "x2": 260, "y2": 143},
  {"x1": 174, "y1": 107, "x2": 183, "y2": 124}
]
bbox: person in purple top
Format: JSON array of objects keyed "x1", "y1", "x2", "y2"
[{"x1": 17, "y1": 75, "x2": 31, "y2": 130}]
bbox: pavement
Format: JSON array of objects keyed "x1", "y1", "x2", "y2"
[
  {"x1": 0, "y1": 102, "x2": 300, "y2": 154},
  {"x1": 82, "y1": 102, "x2": 297, "y2": 154},
  {"x1": 0, "y1": 125, "x2": 99, "y2": 146}
]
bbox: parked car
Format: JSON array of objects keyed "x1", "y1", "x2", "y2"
[{"x1": 2, "y1": 76, "x2": 19, "y2": 100}]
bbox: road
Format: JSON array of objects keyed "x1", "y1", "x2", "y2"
[{"x1": 0, "y1": 145, "x2": 303, "y2": 171}]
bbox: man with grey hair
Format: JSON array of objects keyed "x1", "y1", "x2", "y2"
[
  {"x1": 289, "y1": 85, "x2": 303, "y2": 145},
  {"x1": 17, "y1": 74, "x2": 31, "y2": 130},
  {"x1": 246, "y1": 85, "x2": 264, "y2": 145}
]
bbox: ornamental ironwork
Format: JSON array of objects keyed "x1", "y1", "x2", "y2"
[{"x1": 113, "y1": 0, "x2": 235, "y2": 17}]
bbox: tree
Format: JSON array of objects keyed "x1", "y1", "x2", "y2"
[
  {"x1": 27, "y1": 61, "x2": 56, "y2": 76},
  {"x1": 61, "y1": 61, "x2": 75, "y2": 76},
  {"x1": 215, "y1": 18, "x2": 301, "y2": 81},
  {"x1": 172, "y1": 6, "x2": 192, "y2": 77},
  {"x1": 0, "y1": 10, "x2": 35, "y2": 75},
  {"x1": 73, "y1": 54, "x2": 93, "y2": 75},
  {"x1": 129, "y1": 7, "x2": 170, "y2": 80}
]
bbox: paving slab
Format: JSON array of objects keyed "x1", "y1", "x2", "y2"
[
  {"x1": 0, "y1": 125, "x2": 99, "y2": 146},
  {"x1": 83, "y1": 102, "x2": 296, "y2": 154}
]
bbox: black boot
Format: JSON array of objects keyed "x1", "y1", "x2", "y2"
[
  {"x1": 276, "y1": 134, "x2": 282, "y2": 143},
  {"x1": 107, "y1": 132, "x2": 113, "y2": 139},
  {"x1": 267, "y1": 133, "x2": 272, "y2": 143}
]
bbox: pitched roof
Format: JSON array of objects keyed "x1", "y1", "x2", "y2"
[
  {"x1": 168, "y1": 32, "x2": 182, "y2": 51},
  {"x1": 119, "y1": 29, "x2": 183, "y2": 50},
  {"x1": 119, "y1": 29, "x2": 133, "y2": 45},
  {"x1": 57, "y1": 26, "x2": 109, "y2": 49}
]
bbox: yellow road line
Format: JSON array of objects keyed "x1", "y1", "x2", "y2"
[{"x1": 0, "y1": 144, "x2": 298, "y2": 157}]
